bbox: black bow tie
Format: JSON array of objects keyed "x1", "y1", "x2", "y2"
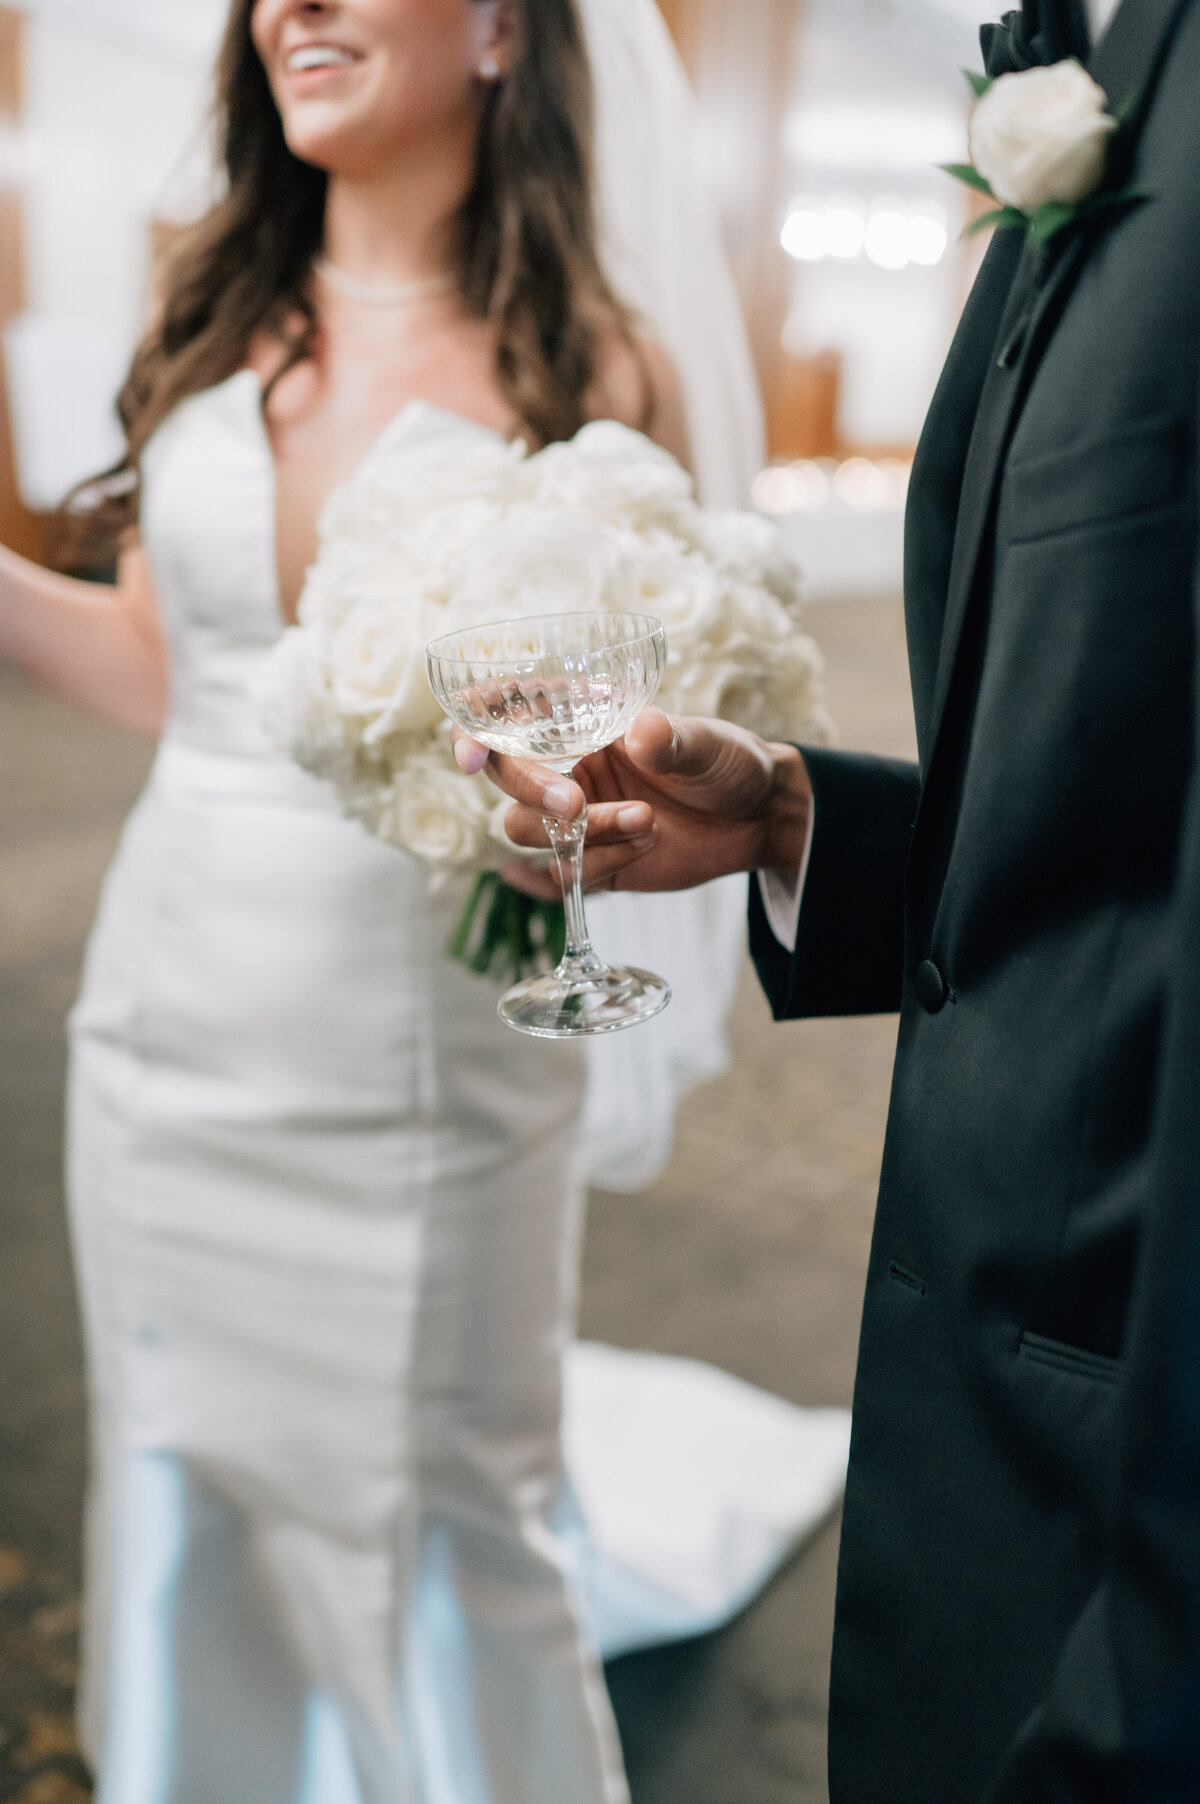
[{"x1": 981, "y1": 0, "x2": 1091, "y2": 77}]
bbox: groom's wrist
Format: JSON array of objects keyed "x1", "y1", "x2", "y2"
[{"x1": 760, "y1": 743, "x2": 813, "y2": 880}]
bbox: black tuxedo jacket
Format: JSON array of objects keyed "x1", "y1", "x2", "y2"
[{"x1": 751, "y1": 4, "x2": 1200, "y2": 1798}]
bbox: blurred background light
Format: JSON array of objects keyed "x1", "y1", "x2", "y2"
[
  {"x1": 781, "y1": 198, "x2": 950, "y2": 270},
  {"x1": 863, "y1": 207, "x2": 909, "y2": 270},
  {"x1": 906, "y1": 210, "x2": 950, "y2": 267},
  {"x1": 753, "y1": 456, "x2": 911, "y2": 520},
  {"x1": 823, "y1": 199, "x2": 866, "y2": 260},
  {"x1": 780, "y1": 206, "x2": 827, "y2": 263}
]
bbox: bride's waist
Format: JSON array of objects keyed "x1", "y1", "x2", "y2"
[{"x1": 150, "y1": 735, "x2": 343, "y2": 814}]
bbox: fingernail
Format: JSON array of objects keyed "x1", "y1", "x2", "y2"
[
  {"x1": 455, "y1": 740, "x2": 487, "y2": 775},
  {"x1": 543, "y1": 781, "x2": 573, "y2": 814},
  {"x1": 629, "y1": 834, "x2": 656, "y2": 856},
  {"x1": 617, "y1": 805, "x2": 647, "y2": 831}
]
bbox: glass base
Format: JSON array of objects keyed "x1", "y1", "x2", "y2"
[{"x1": 499, "y1": 965, "x2": 671, "y2": 1038}]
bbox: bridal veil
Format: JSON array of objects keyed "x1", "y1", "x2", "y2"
[{"x1": 576, "y1": 0, "x2": 767, "y2": 1189}]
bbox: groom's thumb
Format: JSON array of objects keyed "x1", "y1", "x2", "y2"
[{"x1": 626, "y1": 709, "x2": 722, "y2": 780}]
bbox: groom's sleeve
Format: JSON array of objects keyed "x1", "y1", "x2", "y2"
[{"x1": 749, "y1": 746, "x2": 920, "y2": 1020}]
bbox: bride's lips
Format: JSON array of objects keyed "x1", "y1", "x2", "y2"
[{"x1": 280, "y1": 41, "x2": 366, "y2": 92}]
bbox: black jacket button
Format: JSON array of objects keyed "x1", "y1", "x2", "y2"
[{"x1": 914, "y1": 959, "x2": 948, "y2": 1014}]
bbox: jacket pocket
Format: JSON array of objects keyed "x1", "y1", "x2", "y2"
[
  {"x1": 1000, "y1": 412, "x2": 1189, "y2": 548},
  {"x1": 1018, "y1": 1329, "x2": 1123, "y2": 1385}
]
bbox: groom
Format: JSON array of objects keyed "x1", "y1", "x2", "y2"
[{"x1": 457, "y1": 0, "x2": 1200, "y2": 1797}]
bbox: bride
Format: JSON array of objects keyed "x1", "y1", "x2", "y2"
[{"x1": 0, "y1": 0, "x2": 844, "y2": 1798}]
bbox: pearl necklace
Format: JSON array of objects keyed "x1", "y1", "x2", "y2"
[{"x1": 314, "y1": 257, "x2": 456, "y2": 309}]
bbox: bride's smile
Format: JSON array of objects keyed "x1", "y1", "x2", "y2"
[{"x1": 253, "y1": 0, "x2": 509, "y2": 177}]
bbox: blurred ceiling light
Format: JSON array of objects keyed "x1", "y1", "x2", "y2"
[
  {"x1": 780, "y1": 207, "x2": 827, "y2": 262},
  {"x1": 753, "y1": 462, "x2": 832, "y2": 516},
  {"x1": 864, "y1": 208, "x2": 910, "y2": 271},
  {"x1": 754, "y1": 459, "x2": 914, "y2": 517},
  {"x1": 906, "y1": 212, "x2": 950, "y2": 267},
  {"x1": 783, "y1": 197, "x2": 950, "y2": 269},
  {"x1": 878, "y1": 459, "x2": 914, "y2": 508},
  {"x1": 834, "y1": 458, "x2": 896, "y2": 510},
  {"x1": 824, "y1": 202, "x2": 866, "y2": 260},
  {"x1": 786, "y1": 106, "x2": 967, "y2": 172}
]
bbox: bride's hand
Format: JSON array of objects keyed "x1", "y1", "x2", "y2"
[{"x1": 452, "y1": 709, "x2": 813, "y2": 899}]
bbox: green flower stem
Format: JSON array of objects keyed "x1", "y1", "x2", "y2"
[{"x1": 446, "y1": 870, "x2": 567, "y2": 986}]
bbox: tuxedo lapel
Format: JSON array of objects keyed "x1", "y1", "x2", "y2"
[
  {"x1": 1089, "y1": 0, "x2": 1194, "y2": 144},
  {"x1": 923, "y1": 234, "x2": 1086, "y2": 749},
  {"x1": 921, "y1": 0, "x2": 1194, "y2": 764}
]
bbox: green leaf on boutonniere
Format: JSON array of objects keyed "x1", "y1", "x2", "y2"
[
  {"x1": 1028, "y1": 200, "x2": 1079, "y2": 243},
  {"x1": 1026, "y1": 183, "x2": 1153, "y2": 244},
  {"x1": 963, "y1": 69, "x2": 994, "y2": 99},
  {"x1": 965, "y1": 205, "x2": 1028, "y2": 237},
  {"x1": 940, "y1": 161, "x2": 996, "y2": 198},
  {"x1": 1087, "y1": 183, "x2": 1154, "y2": 216}
]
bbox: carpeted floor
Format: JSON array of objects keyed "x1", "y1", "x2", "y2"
[{"x1": 0, "y1": 594, "x2": 915, "y2": 1803}]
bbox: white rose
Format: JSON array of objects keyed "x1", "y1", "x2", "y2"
[
  {"x1": 403, "y1": 498, "x2": 506, "y2": 579},
  {"x1": 663, "y1": 626, "x2": 828, "y2": 745},
  {"x1": 662, "y1": 652, "x2": 745, "y2": 723},
  {"x1": 616, "y1": 543, "x2": 725, "y2": 650},
  {"x1": 970, "y1": 61, "x2": 1115, "y2": 214},
  {"x1": 328, "y1": 594, "x2": 445, "y2": 741},
  {"x1": 381, "y1": 751, "x2": 495, "y2": 868},
  {"x1": 688, "y1": 510, "x2": 804, "y2": 607},
  {"x1": 531, "y1": 422, "x2": 694, "y2": 527},
  {"x1": 751, "y1": 633, "x2": 831, "y2": 744},
  {"x1": 395, "y1": 438, "x2": 532, "y2": 516},
  {"x1": 256, "y1": 624, "x2": 350, "y2": 777},
  {"x1": 452, "y1": 511, "x2": 621, "y2": 621}
]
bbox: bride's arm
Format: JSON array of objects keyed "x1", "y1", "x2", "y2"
[{"x1": 0, "y1": 539, "x2": 168, "y2": 736}]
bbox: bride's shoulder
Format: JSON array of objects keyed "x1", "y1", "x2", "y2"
[{"x1": 589, "y1": 328, "x2": 692, "y2": 472}]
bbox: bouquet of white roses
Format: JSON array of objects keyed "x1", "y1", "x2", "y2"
[{"x1": 258, "y1": 421, "x2": 831, "y2": 978}]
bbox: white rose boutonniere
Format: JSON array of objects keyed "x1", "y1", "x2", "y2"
[{"x1": 944, "y1": 61, "x2": 1150, "y2": 246}]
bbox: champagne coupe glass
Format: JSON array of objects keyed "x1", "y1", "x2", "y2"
[{"x1": 426, "y1": 611, "x2": 671, "y2": 1037}]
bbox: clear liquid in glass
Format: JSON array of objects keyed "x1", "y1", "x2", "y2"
[{"x1": 426, "y1": 612, "x2": 672, "y2": 1037}]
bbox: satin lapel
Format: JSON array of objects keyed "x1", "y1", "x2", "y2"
[
  {"x1": 922, "y1": 0, "x2": 1195, "y2": 761},
  {"x1": 923, "y1": 232, "x2": 1086, "y2": 748}
]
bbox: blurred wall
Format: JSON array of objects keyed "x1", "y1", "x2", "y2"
[
  {"x1": 0, "y1": 5, "x2": 44, "y2": 559},
  {"x1": 657, "y1": 0, "x2": 799, "y2": 431},
  {"x1": 662, "y1": 0, "x2": 978, "y2": 461},
  {"x1": 2, "y1": 0, "x2": 215, "y2": 517}
]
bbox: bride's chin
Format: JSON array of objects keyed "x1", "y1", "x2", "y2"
[{"x1": 281, "y1": 120, "x2": 378, "y2": 180}]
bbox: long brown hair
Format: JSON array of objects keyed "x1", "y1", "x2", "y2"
[{"x1": 63, "y1": 0, "x2": 640, "y2": 563}]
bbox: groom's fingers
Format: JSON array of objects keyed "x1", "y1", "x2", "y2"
[
  {"x1": 624, "y1": 710, "x2": 727, "y2": 779},
  {"x1": 501, "y1": 798, "x2": 654, "y2": 850},
  {"x1": 469, "y1": 747, "x2": 587, "y2": 821},
  {"x1": 449, "y1": 728, "x2": 583, "y2": 818},
  {"x1": 501, "y1": 836, "x2": 655, "y2": 897},
  {"x1": 451, "y1": 728, "x2": 491, "y2": 776},
  {"x1": 499, "y1": 863, "x2": 568, "y2": 902}
]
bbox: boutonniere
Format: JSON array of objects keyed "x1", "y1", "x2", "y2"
[{"x1": 943, "y1": 61, "x2": 1150, "y2": 246}]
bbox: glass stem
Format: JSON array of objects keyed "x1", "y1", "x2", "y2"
[{"x1": 544, "y1": 799, "x2": 606, "y2": 979}]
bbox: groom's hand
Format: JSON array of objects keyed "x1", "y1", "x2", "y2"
[{"x1": 452, "y1": 709, "x2": 812, "y2": 900}]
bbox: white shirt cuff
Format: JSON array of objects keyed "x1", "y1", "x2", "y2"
[{"x1": 755, "y1": 797, "x2": 816, "y2": 955}]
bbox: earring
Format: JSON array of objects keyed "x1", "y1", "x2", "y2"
[{"x1": 479, "y1": 53, "x2": 502, "y2": 80}]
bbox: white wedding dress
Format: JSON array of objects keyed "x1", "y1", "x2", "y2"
[{"x1": 66, "y1": 373, "x2": 850, "y2": 1804}]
